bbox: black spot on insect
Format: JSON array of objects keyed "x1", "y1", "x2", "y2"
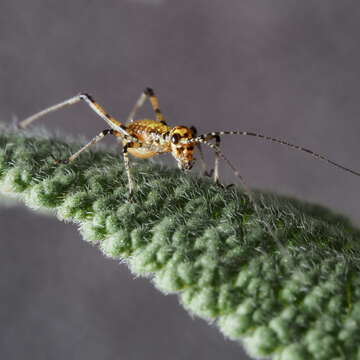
[
  {"x1": 171, "y1": 134, "x2": 181, "y2": 144},
  {"x1": 144, "y1": 87, "x2": 155, "y2": 96},
  {"x1": 190, "y1": 126, "x2": 197, "y2": 136},
  {"x1": 80, "y1": 93, "x2": 94, "y2": 102},
  {"x1": 102, "y1": 129, "x2": 111, "y2": 136}
]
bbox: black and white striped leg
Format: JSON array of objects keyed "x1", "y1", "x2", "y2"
[
  {"x1": 198, "y1": 133, "x2": 221, "y2": 183},
  {"x1": 55, "y1": 129, "x2": 118, "y2": 164},
  {"x1": 122, "y1": 143, "x2": 134, "y2": 195},
  {"x1": 126, "y1": 88, "x2": 167, "y2": 124}
]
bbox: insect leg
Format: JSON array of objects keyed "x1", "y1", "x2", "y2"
[
  {"x1": 19, "y1": 93, "x2": 134, "y2": 140},
  {"x1": 55, "y1": 129, "x2": 120, "y2": 164},
  {"x1": 213, "y1": 135, "x2": 221, "y2": 184},
  {"x1": 126, "y1": 88, "x2": 167, "y2": 124},
  {"x1": 126, "y1": 92, "x2": 147, "y2": 123},
  {"x1": 189, "y1": 126, "x2": 221, "y2": 183},
  {"x1": 189, "y1": 126, "x2": 208, "y2": 175},
  {"x1": 198, "y1": 138, "x2": 287, "y2": 254},
  {"x1": 199, "y1": 139, "x2": 250, "y2": 193},
  {"x1": 193, "y1": 128, "x2": 221, "y2": 183},
  {"x1": 122, "y1": 143, "x2": 134, "y2": 194},
  {"x1": 19, "y1": 95, "x2": 81, "y2": 129}
]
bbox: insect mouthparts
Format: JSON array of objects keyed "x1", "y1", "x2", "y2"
[{"x1": 179, "y1": 161, "x2": 193, "y2": 171}]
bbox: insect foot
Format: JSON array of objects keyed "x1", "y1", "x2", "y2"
[{"x1": 54, "y1": 159, "x2": 69, "y2": 165}]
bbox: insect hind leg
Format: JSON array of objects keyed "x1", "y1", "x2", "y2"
[
  {"x1": 19, "y1": 95, "x2": 81, "y2": 129},
  {"x1": 127, "y1": 87, "x2": 167, "y2": 124},
  {"x1": 19, "y1": 93, "x2": 131, "y2": 139}
]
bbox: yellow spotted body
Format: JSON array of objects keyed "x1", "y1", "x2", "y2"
[
  {"x1": 88, "y1": 89, "x2": 196, "y2": 167},
  {"x1": 124, "y1": 119, "x2": 172, "y2": 158},
  {"x1": 119, "y1": 119, "x2": 196, "y2": 170}
]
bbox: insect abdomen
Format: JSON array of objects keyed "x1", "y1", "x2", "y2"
[
  {"x1": 127, "y1": 148, "x2": 158, "y2": 159},
  {"x1": 127, "y1": 119, "x2": 170, "y2": 136}
]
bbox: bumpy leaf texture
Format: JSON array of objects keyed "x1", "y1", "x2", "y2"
[{"x1": 1, "y1": 126, "x2": 360, "y2": 360}]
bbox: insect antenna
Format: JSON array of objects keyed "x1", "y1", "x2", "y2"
[{"x1": 193, "y1": 130, "x2": 360, "y2": 177}]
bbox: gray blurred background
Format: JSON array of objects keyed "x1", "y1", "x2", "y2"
[{"x1": 1, "y1": 1, "x2": 360, "y2": 359}]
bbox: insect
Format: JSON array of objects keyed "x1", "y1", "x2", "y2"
[{"x1": 19, "y1": 88, "x2": 360, "y2": 196}]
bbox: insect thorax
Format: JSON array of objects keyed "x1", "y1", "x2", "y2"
[{"x1": 126, "y1": 119, "x2": 172, "y2": 153}]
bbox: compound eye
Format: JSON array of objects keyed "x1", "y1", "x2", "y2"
[{"x1": 171, "y1": 133, "x2": 181, "y2": 144}]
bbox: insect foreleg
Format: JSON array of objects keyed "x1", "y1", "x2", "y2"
[
  {"x1": 199, "y1": 139, "x2": 252, "y2": 197},
  {"x1": 189, "y1": 126, "x2": 208, "y2": 176},
  {"x1": 200, "y1": 139, "x2": 287, "y2": 254},
  {"x1": 189, "y1": 126, "x2": 221, "y2": 182}
]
